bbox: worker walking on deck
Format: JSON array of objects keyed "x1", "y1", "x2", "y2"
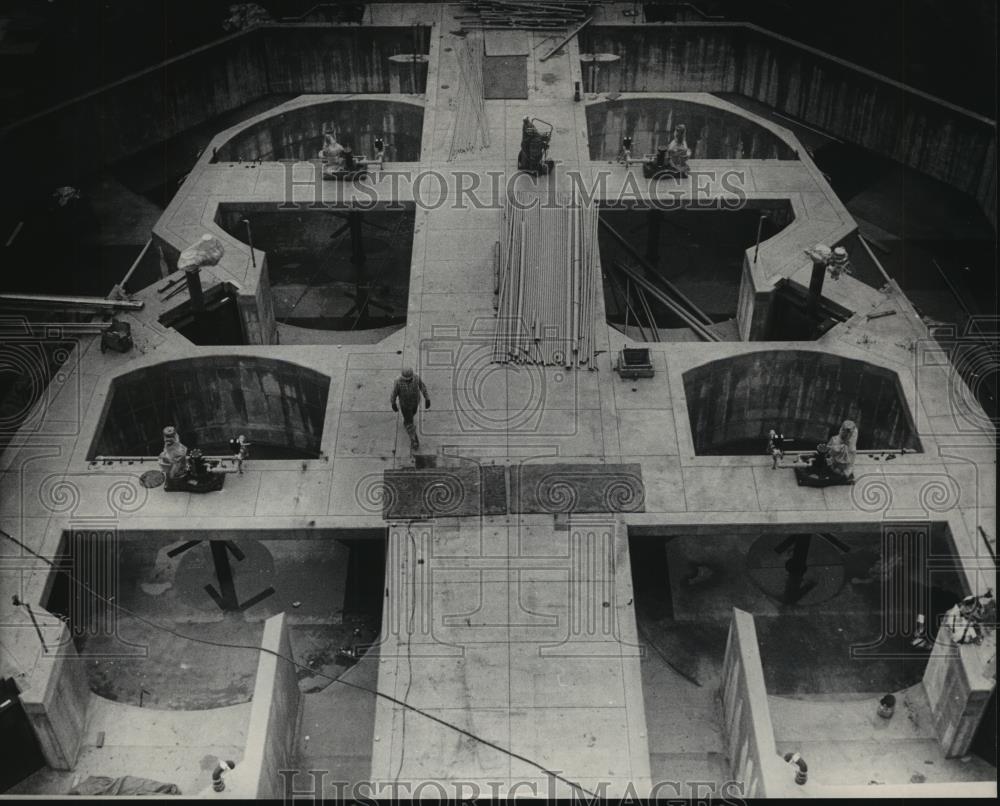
[{"x1": 391, "y1": 367, "x2": 430, "y2": 451}]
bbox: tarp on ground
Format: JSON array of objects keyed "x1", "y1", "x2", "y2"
[{"x1": 68, "y1": 775, "x2": 181, "y2": 796}]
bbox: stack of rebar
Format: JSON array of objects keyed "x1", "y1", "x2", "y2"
[
  {"x1": 459, "y1": 1, "x2": 593, "y2": 29},
  {"x1": 449, "y1": 35, "x2": 490, "y2": 160},
  {"x1": 493, "y1": 192, "x2": 599, "y2": 368}
]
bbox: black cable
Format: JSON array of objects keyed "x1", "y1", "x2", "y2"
[{"x1": 0, "y1": 527, "x2": 598, "y2": 798}]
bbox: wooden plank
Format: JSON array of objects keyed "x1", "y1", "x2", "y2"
[{"x1": 539, "y1": 16, "x2": 592, "y2": 61}]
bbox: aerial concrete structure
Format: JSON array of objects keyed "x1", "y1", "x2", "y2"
[{"x1": 0, "y1": 2, "x2": 995, "y2": 799}]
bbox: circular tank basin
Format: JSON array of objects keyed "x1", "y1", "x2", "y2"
[
  {"x1": 89, "y1": 356, "x2": 330, "y2": 459},
  {"x1": 217, "y1": 204, "x2": 413, "y2": 333},
  {"x1": 586, "y1": 98, "x2": 798, "y2": 161},
  {"x1": 683, "y1": 351, "x2": 921, "y2": 455},
  {"x1": 212, "y1": 99, "x2": 424, "y2": 163}
]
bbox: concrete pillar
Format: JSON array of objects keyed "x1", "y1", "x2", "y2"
[
  {"x1": 184, "y1": 267, "x2": 205, "y2": 312},
  {"x1": 19, "y1": 623, "x2": 90, "y2": 770},
  {"x1": 238, "y1": 254, "x2": 277, "y2": 345},
  {"x1": 230, "y1": 613, "x2": 302, "y2": 799},
  {"x1": 737, "y1": 257, "x2": 771, "y2": 340},
  {"x1": 806, "y1": 259, "x2": 826, "y2": 314},
  {"x1": 922, "y1": 622, "x2": 996, "y2": 757}
]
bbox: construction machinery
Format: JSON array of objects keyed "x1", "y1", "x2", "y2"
[
  {"x1": 516, "y1": 117, "x2": 555, "y2": 176},
  {"x1": 321, "y1": 138, "x2": 386, "y2": 181}
]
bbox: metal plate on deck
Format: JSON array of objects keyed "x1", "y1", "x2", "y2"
[
  {"x1": 382, "y1": 466, "x2": 507, "y2": 518},
  {"x1": 509, "y1": 463, "x2": 645, "y2": 514}
]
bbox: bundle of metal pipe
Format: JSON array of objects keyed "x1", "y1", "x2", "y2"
[
  {"x1": 449, "y1": 35, "x2": 491, "y2": 160},
  {"x1": 460, "y1": 0, "x2": 593, "y2": 28},
  {"x1": 493, "y1": 192, "x2": 599, "y2": 367}
]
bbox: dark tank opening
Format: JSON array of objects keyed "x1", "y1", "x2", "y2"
[
  {"x1": 586, "y1": 98, "x2": 798, "y2": 161},
  {"x1": 218, "y1": 203, "x2": 413, "y2": 336},
  {"x1": 683, "y1": 351, "x2": 922, "y2": 454},
  {"x1": 88, "y1": 356, "x2": 329, "y2": 459},
  {"x1": 211, "y1": 99, "x2": 424, "y2": 163},
  {"x1": 600, "y1": 204, "x2": 793, "y2": 339}
]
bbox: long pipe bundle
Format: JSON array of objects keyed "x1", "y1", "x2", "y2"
[
  {"x1": 449, "y1": 35, "x2": 490, "y2": 160},
  {"x1": 460, "y1": 1, "x2": 593, "y2": 29},
  {"x1": 493, "y1": 192, "x2": 599, "y2": 367}
]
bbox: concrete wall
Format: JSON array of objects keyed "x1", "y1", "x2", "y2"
[
  {"x1": 250, "y1": 257, "x2": 278, "y2": 346},
  {"x1": 263, "y1": 27, "x2": 430, "y2": 96},
  {"x1": 580, "y1": 25, "x2": 996, "y2": 225},
  {"x1": 735, "y1": 26, "x2": 997, "y2": 225},
  {"x1": 212, "y1": 99, "x2": 424, "y2": 163},
  {"x1": 88, "y1": 356, "x2": 330, "y2": 458},
  {"x1": 682, "y1": 350, "x2": 921, "y2": 454},
  {"x1": 20, "y1": 624, "x2": 91, "y2": 771},
  {"x1": 0, "y1": 25, "x2": 430, "y2": 197},
  {"x1": 586, "y1": 97, "x2": 798, "y2": 160},
  {"x1": 581, "y1": 26, "x2": 740, "y2": 93},
  {"x1": 234, "y1": 613, "x2": 302, "y2": 800},
  {"x1": 2, "y1": 32, "x2": 269, "y2": 196},
  {"x1": 736, "y1": 257, "x2": 771, "y2": 341},
  {"x1": 721, "y1": 608, "x2": 791, "y2": 797},
  {"x1": 923, "y1": 622, "x2": 996, "y2": 758}
]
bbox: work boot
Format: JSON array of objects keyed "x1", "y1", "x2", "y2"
[{"x1": 405, "y1": 421, "x2": 419, "y2": 451}]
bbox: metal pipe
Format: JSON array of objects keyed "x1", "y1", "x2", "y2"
[
  {"x1": 539, "y1": 15, "x2": 592, "y2": 61},
  {"x1": 0, "y1": 293, "x2": 143, "y2": 310},
  {"x1": 568, "y1": 201, "x2": 577, "y2": 364},
  {"x1": 857, "y1": 234, "x2": 894, "y2": 286},
  {"x1": 635, "y1": 285, "x2": 660, "y2": 342},
  {"x1": 12, "y1": 597, "x2": 48, "y2": 654},
  {"x1": 931, "y1": 258, "x2": 972, "y2": 319},
  {"x1": 184, "y1": 268, "x2": 205, "y2": 312},
  {"x1": 806, "y1": 259, "x2": 826, "y2": 314},
  {"x1": 753, "y1": 213, "x2": 767, "y2": 264},
  {"x1": 94, "y1": 454, "x2": 237, "y2": 463},
  {"x1": 608, "y1": 270, "x2": 649, "y2": 342},
  {"x1": 109, "y1": 238, "x2": 152, "y2": 297},
  {"x1": 598, "y1": 218, "x2": 712, "y2": 326},
  {"x1": 14, "y1": 322, "x2": 112, "y2": 334},
  {"x1": 614, "y1": 261, "x2": 720, "y2": 341},
  {"x1": 242, "y1": 218, "x2": 256, "y2": 268}
]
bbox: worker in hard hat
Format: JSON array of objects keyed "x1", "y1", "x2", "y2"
[{"x1": 390, "y1": 367, "x2": 430, "y2": 451}]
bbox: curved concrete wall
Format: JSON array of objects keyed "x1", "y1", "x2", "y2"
[
  {"x1": 580, "y1": 25, "x2": 996, "y2": 225},
  {"x1": 89, "y1": 357, "x2": 329, "y2": 459},
  {"x1": 586, "y1": 98, "x2": 798, "y2": 161},
  {"x1": 212, "y1": 99, "x2": 424, "y2": 162},
  {"x1": 0, "y1": 25, "x2": 429, "y2": 196},
  {"x1": 683, "y1": 350, "x2": 921, "y2": 454}
]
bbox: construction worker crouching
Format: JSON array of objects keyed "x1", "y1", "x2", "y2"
[{"x1": 391, "y1": 367, "x2": 430, "y2": 452}]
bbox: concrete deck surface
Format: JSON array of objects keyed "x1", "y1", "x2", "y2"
[{"x1": 0, "y1": 1, "x2": 995, "y2": 798}]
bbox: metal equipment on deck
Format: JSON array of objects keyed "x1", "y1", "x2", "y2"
[{"x1": 517, "y1": 117, "x2": 555, "y2": 176}]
